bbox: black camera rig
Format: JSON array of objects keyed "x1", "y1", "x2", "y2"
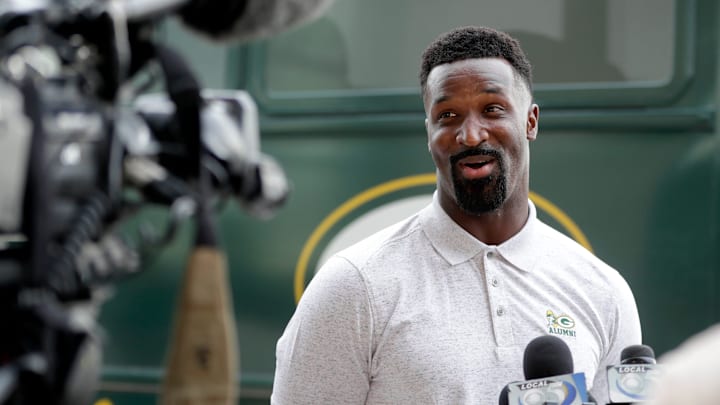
[{"x1": 0, "y1": 1, "x2": 289, "y2": 403}]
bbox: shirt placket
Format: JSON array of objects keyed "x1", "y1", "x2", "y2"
[{"x1": 483, "y1": 248, "x2": 514, "y2": 348}]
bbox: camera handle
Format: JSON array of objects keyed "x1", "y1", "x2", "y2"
[{"x1": 150, "y1": 44, "x2": 239, "y2": 405}]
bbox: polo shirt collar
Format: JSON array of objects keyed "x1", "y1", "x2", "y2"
[{"x1": 420, "y1": 192, "x2": 539, "y2": 272}]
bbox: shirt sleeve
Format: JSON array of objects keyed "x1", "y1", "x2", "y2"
[
  {"x1": 271, "y1": 256, "x2": 373, "y2": 405},
  {"x1": 589, "y1": 271, "x2": 643, "y2": 405}
]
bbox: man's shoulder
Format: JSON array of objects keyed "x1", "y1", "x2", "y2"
[
  {"x1": 535, "y1": 219, "x2": 603, "y2": 261},
  {"x1": 530, "y1": 219, "x2": 639, "y2": 330},
  {"x1": 334, "y1": 211, "x2": 426, "y2": 269},
  {"x1": 533, "y1": 218, "x2": 626, "y2": 284}
]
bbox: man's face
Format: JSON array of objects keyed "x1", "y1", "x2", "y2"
[{"x1": 424, "y1": 58, "x2": 539, "y2": 216}]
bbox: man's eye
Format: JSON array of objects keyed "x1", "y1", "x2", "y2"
[
  {"x1": 485, "y1": 105, "x2": 504, "y2": 113},
  {"x1": 438, "y1": 111, "x2": 456, "y2": 119}
]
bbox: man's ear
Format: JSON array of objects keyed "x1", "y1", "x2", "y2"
[
  {"x1": 425, "y1": 117, "x2": 432, "y2": 152},
  {"x1": 526, "y1": 104, "x2": 539, "y2": 141}
]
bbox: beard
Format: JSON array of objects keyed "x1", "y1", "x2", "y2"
[{"x1": 450, "y1": 148, "x2": 508, "y2": 215}]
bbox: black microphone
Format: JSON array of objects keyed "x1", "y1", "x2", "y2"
[
  {"x1": 123, "y1": 0, "x2": 334, "y2": 44},
  {"x1": 524, "y1": 335, "x2": 574, "y2": 379},
  {"x1": 607, "y1": 344, "x2": 658, "y2": 404},
  {"x1": 621, "y1": 345, "x2": 656, "y2": 365},
  {"x1": 500, "y1": 335, "x2": 595, "y2": 404},
  {"x1": 124, "y1": 0, "x2": 335, "y2": 43},
  {"x1": 180, "y1": 0, "x2": 336, "y2": 43}
]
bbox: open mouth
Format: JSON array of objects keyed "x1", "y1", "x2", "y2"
[
  {"x1": 450, "y1": 148, "x2": 502, "y2": 179},
  {"x1": 458, "y1": 158, "x2": 495, "y2": 179},
  {"x1": 464, "y1": 159, "x2": 492, "y2": 169}
]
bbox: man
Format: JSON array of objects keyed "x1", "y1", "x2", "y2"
[{"x1": 272, "y1": 26, "x2": 641, "y2": 404}]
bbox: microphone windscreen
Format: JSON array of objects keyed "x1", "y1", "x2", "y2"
[
  {"x1": 179, "y1": 0, "x2": 335, "y2": 43},
  {"x1": 178, "y1": 0, "x2": 249, "y2": 39},
  {"x1": 620, "y1": 344, "x2": 656, "y2": 364},
  {"x1": 523, "y1": 335, "x2": 574, "y2": 379},
  {"x1": 498, "y1": 384, "x2": 509, "y2": 405}
]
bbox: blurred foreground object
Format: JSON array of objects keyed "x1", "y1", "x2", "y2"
[{"x1": 645, "y1": 323, "x2": 720, "y2": 405}]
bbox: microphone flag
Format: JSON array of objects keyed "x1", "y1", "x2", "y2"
[
  {"x1": 507, "y1": 372, "x2": 589, "y2": 405},
  {"x1": 607, "y1": 363, "x2": 661, "y2": 402}
]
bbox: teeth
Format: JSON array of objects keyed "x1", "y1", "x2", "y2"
[{"x1": 465, "y1": 159, "x2": 490, "y2": 167}]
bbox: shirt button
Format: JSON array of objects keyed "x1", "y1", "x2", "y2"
[
  {"x1": 497, "y1": 307, "x2": 505, "y2": 316},
  {"x1": 487, "y1": 251, "x2": 494, "y2": 258},
  {"x1": 491, "y1": 278, "x2": 499, "y2": 287}
]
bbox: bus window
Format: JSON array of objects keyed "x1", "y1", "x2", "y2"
[{"x1": 264, "y1": 0, "x2": 676, "y2": 93}]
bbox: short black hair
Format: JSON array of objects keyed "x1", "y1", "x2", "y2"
[{"x1": 419, "y1": 26, "x2": 533, "y2": 97}]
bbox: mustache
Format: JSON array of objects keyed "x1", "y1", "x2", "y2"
[{"x1": 450, "y1": 148, "x2": 503, "y2": 166}]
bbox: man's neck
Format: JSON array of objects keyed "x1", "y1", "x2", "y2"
[{"x1": 444, "y1": 198, "x2": 530, "y2": 245}]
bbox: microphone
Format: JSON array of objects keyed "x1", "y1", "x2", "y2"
[
  {"x1": 180, "y1": 0, "x2": 335, "y2": 43},
  {"x1": 620, "y1": 345, "x2": 656, "y2": 365},
  {"x1": 178, "y1": 0, "x2": 335, "y2": 43},
  {"x1": 607, "y1": 344, "x2": 659, "y2": 404},
  {"x1": 500, "y1": 335, "x2": 593, "y2": 405},
  {"x1": 123, "y1": 0, "x2": 335, "y2": 43},
  {"x1": 523, "y1": 334, "x2": 574, "y2": 379}
]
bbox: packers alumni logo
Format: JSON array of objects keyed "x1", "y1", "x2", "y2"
[{"x1": 546, "y1": 310, "x2": 577, "y2": 338}]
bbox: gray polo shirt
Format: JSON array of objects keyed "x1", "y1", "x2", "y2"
[{"x1": 272, "y1": 195, "x2": 641, "y2": 405}]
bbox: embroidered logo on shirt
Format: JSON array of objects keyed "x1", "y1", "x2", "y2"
[{"x1": 546, "y1": 309, "x2": 576, "y2": 338}]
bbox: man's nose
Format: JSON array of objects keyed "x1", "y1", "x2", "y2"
[{"x1": 456, "y1": 115, "x2": 489, "y2": 147}]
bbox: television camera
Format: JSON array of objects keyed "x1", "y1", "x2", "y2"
[{"x1": 0, "y1": 0, "x2": 291, "y2": 403}]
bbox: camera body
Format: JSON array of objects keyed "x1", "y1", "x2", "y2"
[{"x1": 0, "y1": 1, "x2": 288, "y2": 403}]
